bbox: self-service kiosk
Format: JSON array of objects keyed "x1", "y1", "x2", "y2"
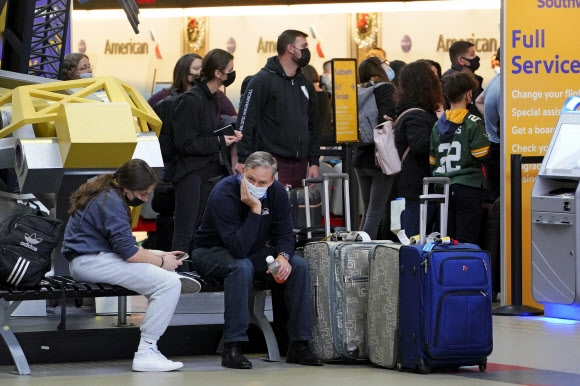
[{"x1": 532, "y1": 96, "x2": 580, "y2": 319}]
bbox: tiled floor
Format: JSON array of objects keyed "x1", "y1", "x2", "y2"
[{"x1": 0, "y1": 314, "x2": 579, "y2": 385}]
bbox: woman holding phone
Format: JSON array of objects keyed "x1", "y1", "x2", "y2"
[
  {"x1": 61, "y1": 159, "x2": 201, "y2": 372},
  {"x1": 169, "y1": 49, "x2": 242, "y2": 256}
]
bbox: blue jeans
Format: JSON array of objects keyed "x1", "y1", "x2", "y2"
[{"x1": 192, "y1": 246, "x2": 312, "y2": 343}]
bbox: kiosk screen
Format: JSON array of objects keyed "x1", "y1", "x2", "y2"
[{"x1": 543, "y1": 123, "x2": 580, "y2": 176}]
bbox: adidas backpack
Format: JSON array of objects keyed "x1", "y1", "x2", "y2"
[{"x1": 0, "y1": 203, "x2": 63, "y2": 287}]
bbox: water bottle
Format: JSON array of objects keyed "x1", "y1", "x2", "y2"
[{"x1": 266, "y1": 255, "x2": 286, "y2": 284}]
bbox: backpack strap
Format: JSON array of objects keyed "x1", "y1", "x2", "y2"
[{"x1": 394, "y1": 107, "x2": 426, "y2": 163}]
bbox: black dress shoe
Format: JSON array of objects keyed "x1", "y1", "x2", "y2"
[
  {"x1": 222, "y1": 342, "x2": 252, "y2": 369},
  {"x1": 286, "y1": 341, "x2": 324, "y2": 366}
]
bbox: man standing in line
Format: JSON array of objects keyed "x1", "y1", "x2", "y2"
[
  {"x1": 235, "y1": 29, "x2": 321, "y2": 189},
  {"x1": 443, "y1": 40, "x2": 484, "y2": 119}
]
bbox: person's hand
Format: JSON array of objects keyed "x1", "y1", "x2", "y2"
[
  {"x1": 160, "y1": 252, "x2": 183, "y2": 271},
  {"x1": 224, "y1": 135, "x2": 237, "y2": 146},
  {"x1": 233, "y1": 130, "x2": 243, "y2": 142},
  {"x1": 267, "y1": 256, "x2": 292, "y2": 281},
  {"x1": 234, "y1": 162, "x2": 244, "y2": 175},
  {"x1": 307, "y1": 164, "x2": 319, "y2": 188},
  {"x1": 240, "y1": 177, "x2": 261, "y2": 214}
]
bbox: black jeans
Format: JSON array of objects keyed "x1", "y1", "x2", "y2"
[
  {"x1": 172, "y1": 169, "x2": 227, "y2": 254},
  {"x1": 192, "y1": 246, "x2": 312, "y2": 343},
  {"x1": 448, "y1": 184, "x2": 485, "y2": 244}
]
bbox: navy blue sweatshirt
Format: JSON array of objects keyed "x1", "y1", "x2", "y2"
[
  {"x1": 193, "y1": 175, "x2": 294, "y2": 259},
  {"x1": 61, "y1": 189, "x2": 139, "y2": 260}
]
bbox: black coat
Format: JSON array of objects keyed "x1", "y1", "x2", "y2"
[
  {"x1": 394, "y1": 105, "x2": 438, "y2": 200},
  {"x1": 168, "y1": 82, "x2": 231, "y2": 183}
]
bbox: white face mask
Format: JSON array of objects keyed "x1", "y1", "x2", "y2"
[
  {"x1": 244, "y1": 177, "x2": 268, "y2": 199},
  {"x1": 79, "y1": 72, "x2": 93, "y2": 79}
]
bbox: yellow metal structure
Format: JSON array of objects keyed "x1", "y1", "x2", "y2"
[
  {"x1": 55, "y1": 103, "x2": 138, "y2": 169},
  {"x1": 0, "y1": 76, "x2": 162, "y2": 139}
]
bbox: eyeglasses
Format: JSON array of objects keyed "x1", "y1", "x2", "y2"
[{"x1": 76, "y1": 64, "x2": 93, "y2": 71}]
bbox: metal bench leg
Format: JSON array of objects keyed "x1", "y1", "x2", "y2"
[
  {"x1": 215, "y1": 290, "x2": 280, "y2": 361},
  {"x1": 250, "y1": 290, "x2": 280, "y2": 362},
  {"x1": 116, "y1": 296, "x2": 128, "y2": 326},
  {"x1": 0, "y1": 299, "x2": 31, "y2": 375}
]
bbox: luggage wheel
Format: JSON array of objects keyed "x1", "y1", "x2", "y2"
[
  {"x1": 479, "y1": 362, "x2": 487, "y2": 372},
  {"x1": 418, "y1": 363, "x2": 431, "y2": 374},
  {"x1": 396, "y1": 362, "x2": 403, "y2": 372}
]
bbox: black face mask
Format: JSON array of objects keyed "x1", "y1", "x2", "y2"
[
  {"x1": 462, "y1": 56, "x2": 480, "y2": 72},
  {"x1": 292, "y1": 47, "x2": 311, "y2": 68},
  {"x1": 222, "y1": 71, "x2": 236, "y2": 87},
  {"x1": 125, "y1": 194, "x2": 145, "y2": 207}
]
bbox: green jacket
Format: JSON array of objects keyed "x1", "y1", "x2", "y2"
[{"x1": 430, "y1": 109, "x2": 490, "y2": 189}]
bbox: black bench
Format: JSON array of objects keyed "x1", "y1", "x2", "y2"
[{"x1": 0, "y1": 273, "x2": 279, "y2": 375}]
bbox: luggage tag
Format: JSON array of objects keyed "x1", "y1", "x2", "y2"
[
  {"x1": 423, "y1": 242, "x2": 436, "y2": 252},
  {"x1": 397, "y1": 230, "x2": 411, "y2": 245}
]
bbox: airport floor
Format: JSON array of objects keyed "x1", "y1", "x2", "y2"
[{"x1": 1, "y1": 312, "x2": 579, "y2": 386}]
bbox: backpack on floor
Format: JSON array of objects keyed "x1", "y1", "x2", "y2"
[
  {"x1": 357, "y1": 82, "x2": 385, "y2": 144},
  {"x1": 0, "y1": 203, "x2": 63, "y2": 287}
]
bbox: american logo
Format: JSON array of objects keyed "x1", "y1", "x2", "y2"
[{"x1": 20, "y1": 233, "x2": 42, "y2": 252}]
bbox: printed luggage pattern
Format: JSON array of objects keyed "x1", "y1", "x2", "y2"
[
  {"x1": 367, "y1": 243, "x2": 401, "y2": 368},
  {"x1": 305, "y1": 241, "x2": 373, "y2": 361},
  {"x1": 398, "y1": 243, "x2": 493, "y2": 373}
]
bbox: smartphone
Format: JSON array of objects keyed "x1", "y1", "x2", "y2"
[
  {"x1": 176, "y1": 253, "x2": 190, "y2": 261},
  {"x1": 213, "y1": 123, "x2": 236, "y2": 136}
]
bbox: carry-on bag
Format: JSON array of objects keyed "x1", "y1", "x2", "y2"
[
  {"x1": 367, "y1": 242, "x2": 401, "y2": 368},
  {"x1": 397, "y1": 177, "x2": 493, "y2": 373}
]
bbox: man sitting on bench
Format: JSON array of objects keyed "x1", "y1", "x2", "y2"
[
  {"x1": 61, "y1": 159, "x2": 201, "y2": 372},
  {"x1": 192, "y1": 151, "x2": 323, "y2": 369}
]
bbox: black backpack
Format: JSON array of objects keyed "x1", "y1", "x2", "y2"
[
  {"x1": 153, "y1": 90, "x2": 183, "y2": 163},
  {"x1": 0, "y1": 204, "x2": 63, "y2": 288}
]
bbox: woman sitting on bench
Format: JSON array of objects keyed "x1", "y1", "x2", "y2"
[{"x1": 61, "y1": 158, "x2": 200, "y2": 372}]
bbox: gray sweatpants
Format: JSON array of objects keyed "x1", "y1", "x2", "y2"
[{"x1": 69, "y1": 253, "x2": 181, "y2": 341}]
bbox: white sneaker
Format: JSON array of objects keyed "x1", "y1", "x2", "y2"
[
  {"x1": 179, "y1": 275, "x2": 202, "y2": 295},
  {"x1": 132, "y1": 347, "x2": 184, "y2": 372}
]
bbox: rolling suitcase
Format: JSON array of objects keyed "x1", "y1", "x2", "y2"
[
  {"x1": 398, "y1": 177, "x2": 493, "y2": 373},
  {"x1": 302, "y1": 173, "x2": 375, "y2": 361},
  {"x1": 367, "y1": 242, "x2": 401, "y2": 368}
]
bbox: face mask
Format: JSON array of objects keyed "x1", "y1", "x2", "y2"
[
  {"x1": 244, "y1": 177, "x2": 268, "y2": 200},
  {"x1": 462, "y1": 56, "x2": 480, "y2": 72},
  {"x1": 125, "y1": 193, "x2": 145, "y2": 207},
  {"x1": 222, "y1": 71, "x2": 236, "y2": 87},
  {"x1": 320, "y1": 74, "x2": 332, "y2": 91},
  {"x1": 292, "y1": 47, "x2": 311, "y2": 68},
  {"x1": 381, "y1": 62, "x2": 396, "y2": 82},
  {"x1": 493, "y1": 67, "x2": 501, "y2": 75},
  {"x1": 79, "y1": 72, "x2": 93, "y2": 79}
]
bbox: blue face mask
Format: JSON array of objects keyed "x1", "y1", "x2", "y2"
[
  {"x1": 79, "y1": 72, "x2": 93, "y2": 79},
  {"x1": 244, "y1": 177, "x2": 268, "y2": 199},
  {"x1": 381, "y1": 62, "x2": 395, "y2": 82}
]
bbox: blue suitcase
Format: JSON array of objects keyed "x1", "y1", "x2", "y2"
[{"x1": 397, "y1": 177, "x2": 493, "y2": 374}]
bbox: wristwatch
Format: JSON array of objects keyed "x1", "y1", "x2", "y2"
[{"x1": 278, "y1": 252, "x2": 290, "y2": 260}]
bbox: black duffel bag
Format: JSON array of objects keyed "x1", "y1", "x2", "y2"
[{"x1": 0, "y1": 204, "x2": 63, "y2": 287}]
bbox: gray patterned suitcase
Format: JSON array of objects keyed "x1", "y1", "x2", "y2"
[
  {"x1": 367, "y1": 243, "x2": 401, "y2": 368},
  {"x1": 305, "y1": 241, "x2": 376, "y2": 361}
]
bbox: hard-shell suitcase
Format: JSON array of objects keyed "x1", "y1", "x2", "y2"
[
  {"x1": 302, "y1": 173, "x2": 374, "y2": 361},
  {"x1": 367, "y1": 242, "x2": 401, "y2": 368},
  {"x1": 398, "y1": 177, "x2": 493, "y2": 373},
  {"x1": 290, "y1": 187, "x2": 322, "y2": 229}
]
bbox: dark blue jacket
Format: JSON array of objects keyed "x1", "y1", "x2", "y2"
[
  {"x1": 61, "y1": 189, "x2": 139, "y2": 260},
  {"x1": 193, "y1": 175, "x2": 295, "y2": 259}
]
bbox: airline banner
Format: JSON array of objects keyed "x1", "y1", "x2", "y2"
[{"x1": 504, "y1": 0, "x2": 580, "y2": 306}]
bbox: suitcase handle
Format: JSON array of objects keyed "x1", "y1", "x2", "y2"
[
  {"x1": 419, "y1": 177, "x2": 450, "y2": 244},
  {"x1": 303, "y1": 173, "x2": 351, "y2": 237}
]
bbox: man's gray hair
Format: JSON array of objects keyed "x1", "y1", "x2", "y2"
[{"x1": 245, "y1": 151, "x2": 278, "y2": 177}]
